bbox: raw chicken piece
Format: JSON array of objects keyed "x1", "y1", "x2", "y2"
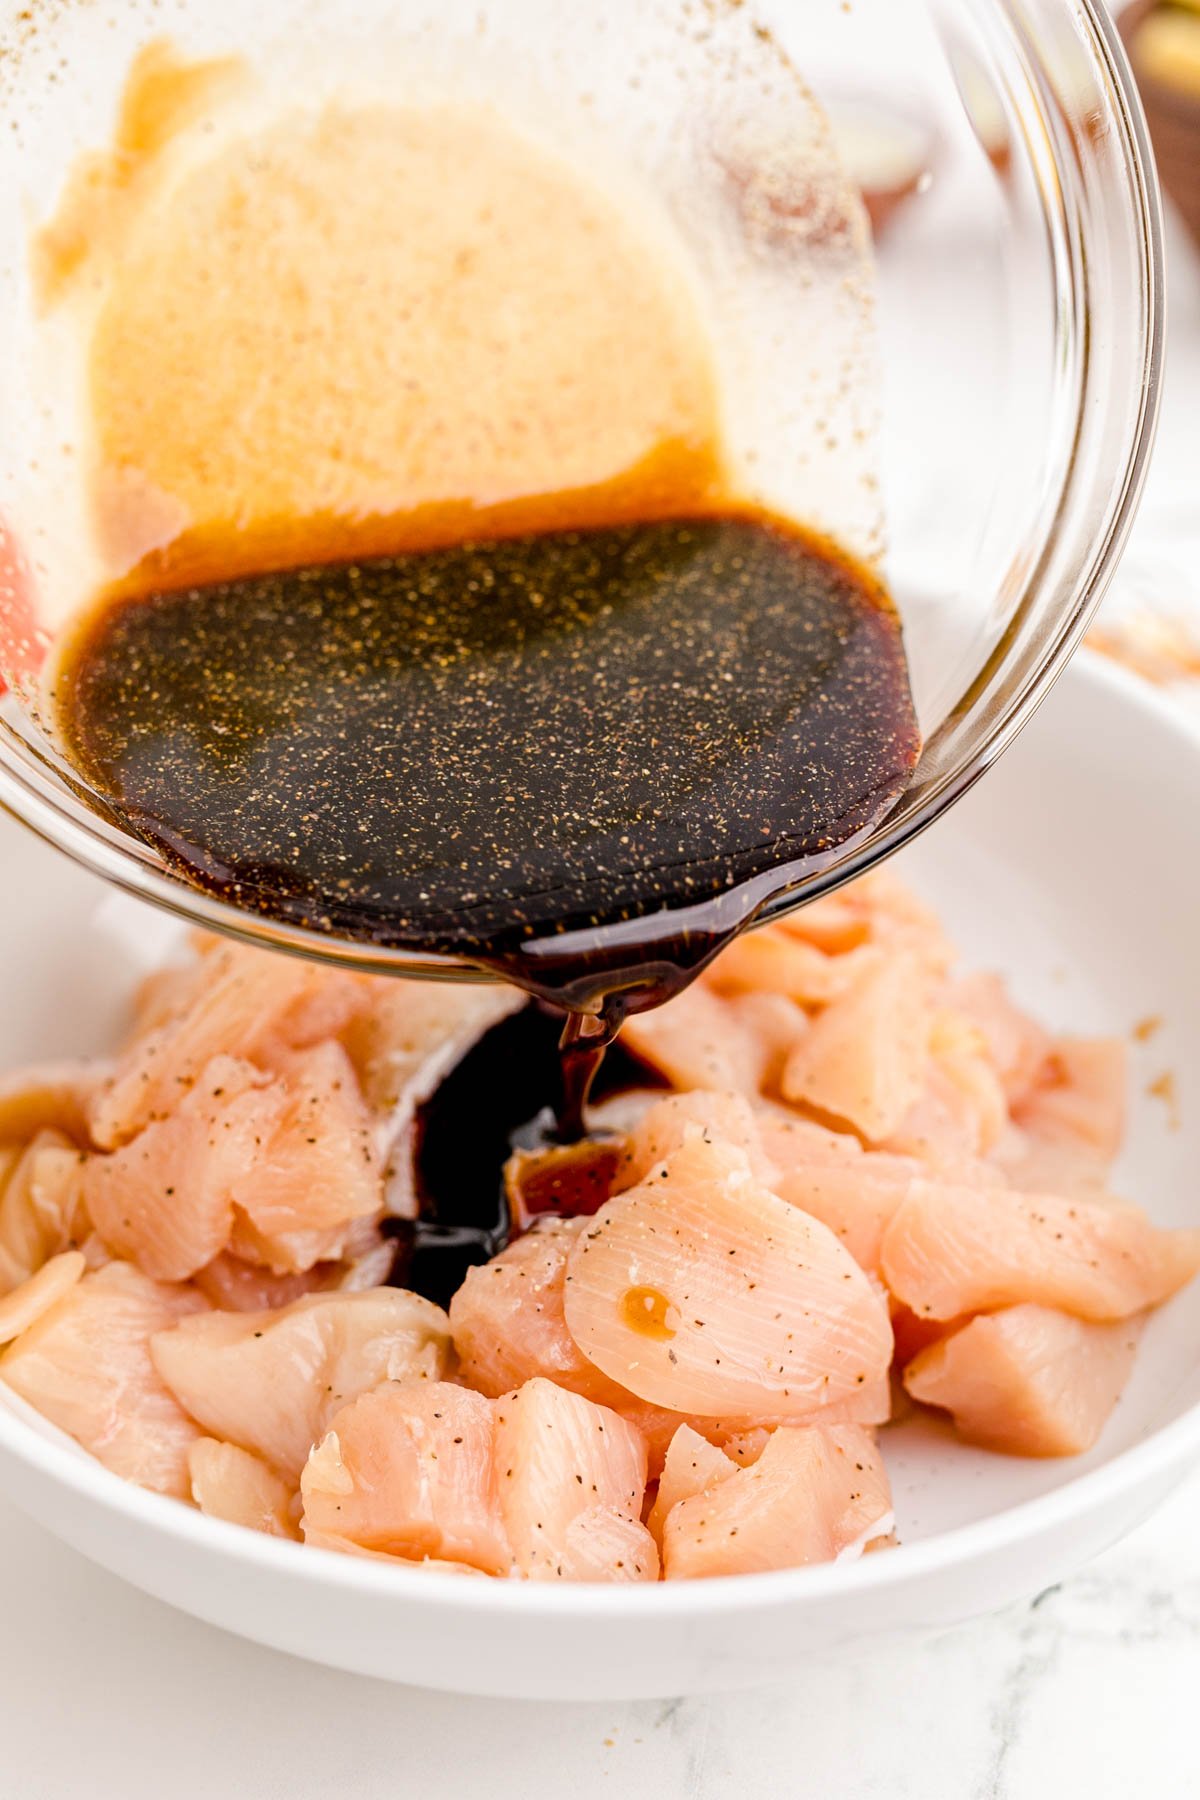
[
  {"x1": 228, "y1": 1213, "x2": 349, "y2": 1279},
  {"x1": 557, "y1": 1509, "x2": 660, "y2": 1582},
  {"x1": 881, "y1": 1180, "x2": 1200, "y2": 1321},
  {"x1": 90, "y1": 940, "x2": 368, "y2": 1149},
  {"x1": 725, "y1": 993, "x2": 810, "y2": 1095},
  {"x1": 904, "y1": 1304, "x2": 1142, "y2": 1456},
  {"x1": 882, "y1": 1011, "x2": 1008, "y2": 1163},
  {"x1": 776, "y1": 894, "x2": 870, "y2": 955},
  {"x1": 228, "y1": 1040, "x2": 383, "y2": 1273},
  {"x1": 563, "y1": 1135, "x2": 893, "y2": 1419},
  {"x1": 772, "y1": 1158, "x2": 917, "y2": 1276},
  {"x1": 341, "y1": 979, "x2": 525, "y2": 1127},
  {"x1": 647, "y1": 1424, "x2": 737, "y2": 1543},
  {"x1": 192, "y1": 1253, "x2": 327, "y2": 1312},
  {"x1": 86, "y1": 1042, "x2": 383, "y2": 1282},
  {"x1": 616, "y1": 1090, "x2": 913, "y2": 1276},
  {"x1": 988, "y1": 1126, "x2": 1110, "y2": 1198},
  {"x1": 300, "y1": 1382, "x2": 511, "y2": 1573},
  {"x1": 773, "y1": 874, "x2": 949, "y2": 972},
  {"x1": 948, "y1": 973, "x2": 1051, "y2": 1105},
  {"x1": 780, "y1": 953, "x2": 934, "y2": 1141},
  {"x1": 753, "y1": 1108, "x2": 865, "y2": 1171},
  {"x1": 0, "y1": 1128, "x2": 88, "y2": 1293},
  {"x1": 0, "y1": 1061, "x2": 99, "y2": 1150},
  {"x1": 830, "y1": 870, "x2": 953, "y2": 971},
  {"x1": 195, "y1": 1220, "x2": 395, "y2": 1309},
  {"x1": 721, "y1": 1428, "x2": 771, "y2": 1466},
  {"x1": 152, "y1": 1287, "x2": 451, "y2": 1477},
  {"x1": 189, "y1": 1438, "x2": 300, "y2": 1537},
  {"x1": 1013, "y1": 1037, "x2": 1127, "y2": 1167},
  {"x1": 771, "y1": 872, "x2": 951, "y2": 973},
  {"x1": 450, "y1": 1218, "x2": 627, "y2": 1407},
  {"x1": 616, "y1": 1090, "x2": 776, "y2": 1192},
  {"x1": 450, "y1": 1217, "x2": 883, "y2": 1469},
  {"x1": 0, "y1": 1251, "x2": 86, "y2": 1343},
  {"x1": 704, "y1": 925, "x2": 883, "y2": 1008},
  {"x1": 82, "y1": 1057, "x2": 281, "y2": 1281},
  {"x1": 0, "y1": 1261, "x2": 207, "y2": 1495},
  {"x1": 494, "y1": 1377, "x2": 655, "y2": 1580},
  {"x1": 130, "y1": 958, "x2": 207, "y2": 1039},
  {"x1": 662, "y1": 1424, "x2": 893, "y2": 1578},
  {"x1": 622, "y1": 984, "x2": 767, "y2": 1095}
]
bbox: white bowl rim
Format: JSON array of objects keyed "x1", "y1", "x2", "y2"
[{"x1": 1, "y1": 652, "x2": 1197, "y2": 1623}]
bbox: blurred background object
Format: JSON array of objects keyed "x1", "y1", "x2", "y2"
[
  {"x1": 1120, "y1": 0, "x2": 1200, "y2": 242},
  {"x1": 1088, "y1": 4, "x2": 1200, "y2": 726}
]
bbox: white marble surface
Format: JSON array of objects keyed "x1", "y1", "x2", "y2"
[{"x1": 1, "y1": 1466, "x2": 1198, "y2": 1799}]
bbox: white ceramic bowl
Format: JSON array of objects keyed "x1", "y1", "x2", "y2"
[{"x1": 0, "y1": 650, "x2": 1196, "y2": 1701}]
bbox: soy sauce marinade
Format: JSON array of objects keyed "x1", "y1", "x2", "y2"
[{"x1": 55, "y1": 508, "x2": 918, "y2": 1290}]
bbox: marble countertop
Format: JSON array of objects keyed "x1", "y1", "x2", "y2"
[{"x1": 2, "y1": 1466, "x2": 1198, "y2": 1799}]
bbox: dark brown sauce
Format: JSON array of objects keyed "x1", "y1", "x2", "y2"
[
  {"x1": 53, "y1": 505, "x2": 918, "y2": 1301},
  {"x1": 54, "y1": 509, "x2": 919, "y2": 1018},
  {"x1": 385, "y1": 1001, "x2": 650, "y2": 1307}
]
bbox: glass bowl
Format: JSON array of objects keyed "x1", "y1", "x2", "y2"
[{"x1": 0, "y1": 0, "x2": 1163, "y2": 992}]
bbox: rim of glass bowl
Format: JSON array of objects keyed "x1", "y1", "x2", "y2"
[{"x1": 0, "y1": 0, "x2": 1165, "y2": 984}]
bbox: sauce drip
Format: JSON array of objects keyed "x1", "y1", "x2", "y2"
[
  {"x1": 387, "y1": 1001, "x2": 648, "y2": 1307},
  {"x1": 620, "y1": 1286, "x2": 679, "y2": 1342},
  {"x1": 54, "y1": 510, "x2": 919, "y2": 1029}
]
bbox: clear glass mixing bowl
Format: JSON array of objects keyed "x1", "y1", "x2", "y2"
[{"x1": 0, "y1": 0, "x2": 1163, "y2": 993}]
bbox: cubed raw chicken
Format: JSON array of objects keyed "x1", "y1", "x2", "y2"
[
  {"x1": 947, "y1": 973, "x2": 1051, "y2": 1105},
  {"x1": 781, "y1": 953, "x2": 934, "y2": 1141},
  {"x1": 903, "y1": 1304, "x2": 1142, "y2": 1456},
  {"x1": 152, "y1": 1287, "x2": 451, "y2": 1477},
  {"x1": 0, "y1": 1128, "x2": 88, "y2": 1293},
  {"x1": 300, "y1": 1381, "x2": 512, "y2": 1573},
  {"x1": 647, "y1": 1424, "x2": 737, "y2": 1543},
  {"x1": 661, "y1": 1424, "x2": 893, "y2": 1578},
  {"x1": 881, "y1": 1180, "x2": 1200, "y2": 1321},
  {"x1": 189, "y1": 1438, "x2": 300, "y2": 1537},
  {"x1": 1013, "y1": 1037, "x2": 1127, "y2": 1167},
  {"x1": 563, "y1": 1134, "x2": 893, "y2": 1419},
  {"x1": 89, "y1": 940, "x2": 369, "y2": 1149},
  {"x1": 0, "y1": 1261, "x2": 207, "y2": 1495},
  {"x1": 494, "y1": 1377, "x2": 656, "y2": 1580},
  {"x1": 621, "y1": 984, "x2": 768, "y2": 1095},
  {"x1": 703, "y1": 924, "x2": 883, "y2": 1008}
]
